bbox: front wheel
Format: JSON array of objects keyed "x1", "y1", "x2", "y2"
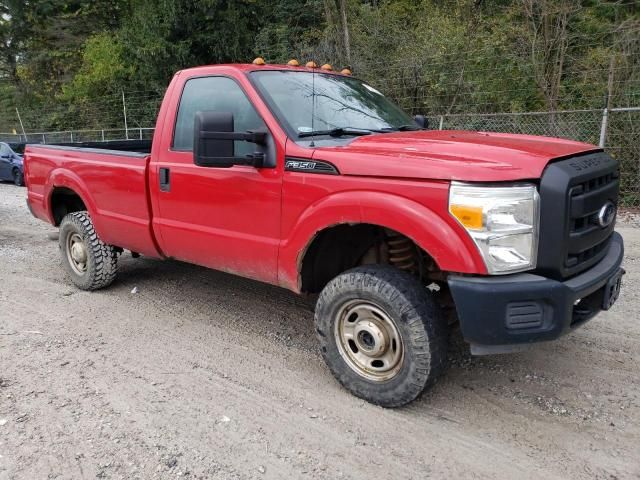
[
  {"x1": 59, "y1": 211, "x2": 118, "y2": 290},
  {"x1": 315, "y1": 265, "x2": 448, "y2": 408},
  {"x1": 12, "y1": 169, "x2": 24, "y2": 186}
]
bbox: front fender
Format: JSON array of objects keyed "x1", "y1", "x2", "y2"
[{"x1": 278, "y1": 190, "x2": 487, "y2": 291}]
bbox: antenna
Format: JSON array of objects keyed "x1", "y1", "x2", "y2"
[{"x1": 310, "y1": 62, "x2": 316, "y2": 148}]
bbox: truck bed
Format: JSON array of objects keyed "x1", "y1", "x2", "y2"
[
  {"x1": 24, "y1": 144, "x2": 162, "y2": 258},
  {"x1": 52, "y1": 139, "x2": 152, "y2": 154}
]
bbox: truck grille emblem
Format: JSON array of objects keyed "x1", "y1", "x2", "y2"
[{"x1": 597, "y1": 202, "x2": 616, "y2": 228}]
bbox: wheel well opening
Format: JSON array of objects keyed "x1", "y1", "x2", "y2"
[
  {"x1": 300, "y1": 224, "x2": 442, "y2": 294},
  {"x1": 51, "y1": 187, "x2": 86, "y2": 225}
]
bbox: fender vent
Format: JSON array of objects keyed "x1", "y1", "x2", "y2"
[{"x1": 506, "y1": 302, "x2": 544, "y2": 330}]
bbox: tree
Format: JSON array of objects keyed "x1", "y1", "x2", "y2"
[
  {"x1": 254, "y1": 0, "x2": 325, "y2": 63},
  {"x1": 516, "y1": 0, "x2": 582, "y2": 112},
  {"x1": 119, "y1": 0, "x2": 270, "y2": 90},
  {"x1": 0, "y1": 0, "x2": 33, "y2": 84},
  {"x1": 323, "y1": 0, "x2": 351, "y2": 64},
  {"x1": 0, "y1": 0, "x2": 637, "y2": 134}
]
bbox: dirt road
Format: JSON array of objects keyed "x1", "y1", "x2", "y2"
[{"x1": 1, "y1": 182, "x2": 639, "y2": 479}]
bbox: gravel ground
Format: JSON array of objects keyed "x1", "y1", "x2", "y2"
[{"x1": 1, "y1": 181, "x2": 639, "y2": 480}]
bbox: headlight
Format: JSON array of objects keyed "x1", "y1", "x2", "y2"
[{"x1": 449, "y1": 182, "x2": 539, "y2": 274}]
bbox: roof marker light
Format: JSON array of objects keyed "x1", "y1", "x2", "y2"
[
  {"x1": 305, "y1": 61, "x2": 317, "y2": 68},
  {"x1": 252, "y1": 57, "x2": 266, "y2": 65},
  {"x1": 340, "y1": 68, "x2": 352, "y2": 75},
  {"x1": 320, "y1": 63, "x2": 332, "y2": 71},
  {"x1": 287, "y1": 59, "x2": 300, "y2": 66}
]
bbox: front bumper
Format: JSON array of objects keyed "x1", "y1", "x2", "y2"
[{"x1": 448, "y1": 232, "x2": 624, "y2": 355}]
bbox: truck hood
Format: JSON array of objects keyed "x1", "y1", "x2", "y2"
[{"x1": 312, "y1": 130, "x2": 599, "y2": 182}]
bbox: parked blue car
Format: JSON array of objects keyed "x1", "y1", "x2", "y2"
[{"x1": 0, "y1": 142, "x2": 25, "y2": 186}]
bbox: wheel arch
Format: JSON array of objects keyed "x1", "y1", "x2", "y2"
[
  {"x1": 278, "y1": 191, "x2": 486, "y2": 292},
  {"x1": 46, "y1": 169, "x2": 98, "y2": 226}
]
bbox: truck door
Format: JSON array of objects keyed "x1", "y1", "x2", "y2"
[{"x1": 152, "y1": 75, "x2": 282, "y2": 284}]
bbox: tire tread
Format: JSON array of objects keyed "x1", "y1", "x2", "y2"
[
  {"x1": 59, "y1": 211, "x2": 118, "y2": 290},
  {"x1": 315, "y1": 265, "x2": 448, "y2": 407}
]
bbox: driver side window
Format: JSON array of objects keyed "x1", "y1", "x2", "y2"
[{"x1": 173, "y1": 76, "x2": 265, "y2": 157}]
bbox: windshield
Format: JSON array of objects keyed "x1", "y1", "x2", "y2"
[
  {"x1": 251, "y1": 70, "x2": 414, "y2": 139},
  {"x1": 8, "y1": 143, "x2": 24, "y2": 154}
]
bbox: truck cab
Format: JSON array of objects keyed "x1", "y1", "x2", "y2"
[{"x1": 24, "y1": 60, "x2": 624, "y2": 407}]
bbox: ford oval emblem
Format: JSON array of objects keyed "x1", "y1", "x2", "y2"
[{"x1": 597, "y1": 201, "x2": 616, "y2": 228}]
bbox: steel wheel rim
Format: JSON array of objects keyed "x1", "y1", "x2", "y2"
[
  {"x1": 66, "y1": 232, "x2": 88, "y2": 275},
  {"x1": 334, "y1": 300, "x2": 404, "y2": 382}
]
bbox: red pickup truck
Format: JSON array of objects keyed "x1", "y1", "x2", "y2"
[{"x1": 24, "y1": 61, "x2": 624, "y2": 407}]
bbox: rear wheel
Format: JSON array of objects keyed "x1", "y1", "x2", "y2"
[
  {"x1": 59, "y1": 211, "x2": 118, "y2": 290},
  {"x1": 12, "y1": 169, "x2": 24, "y2": 186},
  {"x1": 315, "y1": 265, "x2": 448, "y2": 407}
]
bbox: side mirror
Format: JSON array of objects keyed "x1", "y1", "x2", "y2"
[
  {"x1": 413, "y1": 115, "x2": 428, "y2": 129},
  {"x1": 194, "y1": 111, "x2": 267, "y2": 168}
]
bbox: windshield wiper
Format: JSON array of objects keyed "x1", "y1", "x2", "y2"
[
  {"x1": 298, "y1": 127, "x2": 374, "y2": 138},
  {"x1": 376, "y1": 124, "x2": 424, "y2": 132}
]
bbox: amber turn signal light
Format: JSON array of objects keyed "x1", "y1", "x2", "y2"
[{"x1": 450, "y1": 204, "x2": 484, "y2": 230}]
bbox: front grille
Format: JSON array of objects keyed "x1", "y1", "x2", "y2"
[
  {"x1": 537, "y1": 151, "x2": 619, "y2": 280},
  {"x1": 566, "y1": 238, "x2": 610, "y2": 268}
]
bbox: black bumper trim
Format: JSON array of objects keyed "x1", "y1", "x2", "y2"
[{"x1": 448, "y1": 232, "x2": 624, "y2": 353}]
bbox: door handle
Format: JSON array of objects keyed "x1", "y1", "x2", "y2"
[{"x1": 159, "y1": 167, "x2": 170, "y2": 192}]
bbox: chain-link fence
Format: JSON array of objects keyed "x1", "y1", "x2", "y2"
[
  {"x1": 0, "y1": 127, "x2": 155, "y2": 144},
  {"x1": 1, "y1": 107, "x2": 638, "y2": 207},
  {"x1": 426, "y1": 107, "x2": 640, "y2": 207}
]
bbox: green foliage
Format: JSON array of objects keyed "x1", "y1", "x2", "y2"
[
  {"x1": 0, "y1": 0, "x2": 637, "y2": 202},
  {"x1": 15, "y1": 0, "x2": 127, "y2": 95},
  {"x1": 254, "y1": 0, "x2": 325, "y2": 62},
  {"x1": 0, "y1": 0, "x2": 636, "y2": 130},
  {"x1": 117, "y1": 0, "x2": 269, "y2": 91},
  {"x1": 63, "y1": 33, "x2": 131, "y2": 99}
]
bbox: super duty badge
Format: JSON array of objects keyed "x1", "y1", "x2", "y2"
[{"x1": 569, "y1": 155, "x2": 613, "y2": 172}]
